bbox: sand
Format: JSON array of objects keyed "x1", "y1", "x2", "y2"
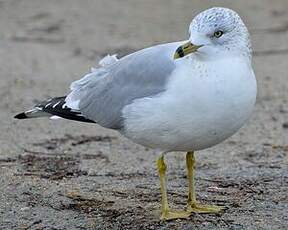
[{"x1": 0, "y1": 0, "x2": 287, "y2": 229}]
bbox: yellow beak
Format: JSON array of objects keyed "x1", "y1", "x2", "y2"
[{"x1": 174, "y1": 41, "x2": 203, "y2": 59}]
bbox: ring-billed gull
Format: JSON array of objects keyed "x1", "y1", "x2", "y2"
[{"x1": 15, "y1": 7, "x2": 257, "y2": 220}]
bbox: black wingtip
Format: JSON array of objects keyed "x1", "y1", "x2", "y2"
[{"x1": 14, "y1": 112, "x2": 28, "y2": 119}]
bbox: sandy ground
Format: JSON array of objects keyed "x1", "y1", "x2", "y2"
[{"x1": 0, "y1": 0, "x2": 288, "y2": 229}]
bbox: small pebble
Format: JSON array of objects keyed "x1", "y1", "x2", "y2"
[
  {"x1": 20, "y1": 207, "x2": 30, "y2": 211},
  {"x1": 207, "y1": 186, "x2": 222, "y2": 192}
]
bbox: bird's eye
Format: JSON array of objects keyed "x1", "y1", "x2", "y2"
[{"x1": 213, "y1": 30, "x2": 224, "y2": 38}]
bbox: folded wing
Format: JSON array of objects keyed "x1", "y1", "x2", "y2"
[{"x1": 65, "y1": 42, "x2": 179, "y2": 129}]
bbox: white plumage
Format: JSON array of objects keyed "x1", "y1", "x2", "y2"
[
  {"x1": 123, "y1": 55, "x2": 256, "y2": 151},
  {"x1": 63, "y1": 7, "x2": 257, "y2": 152}
]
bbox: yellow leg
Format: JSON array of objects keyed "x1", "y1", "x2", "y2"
[
  {"x1": 186, "y1": 151, "x2": 224, "y2": 213},
  {"x1": 157, "y1": 154, "x2": 191, "y2": 220}
]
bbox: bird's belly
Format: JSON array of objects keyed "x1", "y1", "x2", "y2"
[{"x1": 122, "y1": 60, "x2": 257, "y2": 152}]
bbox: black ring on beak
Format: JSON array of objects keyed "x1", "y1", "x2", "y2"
[{"x1": 175, "y1": 46, "x2": 185, "y2": 58}]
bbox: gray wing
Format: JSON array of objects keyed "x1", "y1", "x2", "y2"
[{"x1": 66, "y1": 42, "x2": 181, "y2": 129}]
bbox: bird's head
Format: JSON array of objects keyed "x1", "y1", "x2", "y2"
[{"x1": 174, "y1": 7, "x2": 251, "y2": 60}]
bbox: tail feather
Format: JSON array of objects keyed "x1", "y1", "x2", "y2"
[
  {"x1": 14, "y1": 108, "x2": 51, "y2": 119},
  {"x1": 14, "y1": 112, "x2": 28, "y2": 119},
  {"x1": 14, "y1": 96, "x2": 95, "y2": 123}
]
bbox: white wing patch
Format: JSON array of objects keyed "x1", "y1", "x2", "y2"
[
  {"x1": 65, "y1": 54, "x2": 119, "y2": 110},
  {"x1": 50, "y1": 115, "x2": 63, "y2": 120},
  {"x1": 98, "y1": 54, "x2": 118, "y2": 67}
]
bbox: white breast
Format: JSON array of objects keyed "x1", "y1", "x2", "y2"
[{"x1": 122, "y1": 56, "x2": 257, "y2": 152}]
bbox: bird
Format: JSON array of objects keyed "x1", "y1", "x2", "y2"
[{"x1": 14, "y1": 7, "x2": 257, "y2": 220}]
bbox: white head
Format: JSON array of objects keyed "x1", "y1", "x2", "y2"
[{"x1": 174, "y1": 7, "x2": 251, "y2": 60}]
